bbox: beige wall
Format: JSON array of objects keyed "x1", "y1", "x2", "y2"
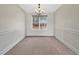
[
  {"x1": 54, "y1": 4, "x2": 79, "y2": 54},
  {"x1": 0, "y1": 5, "x2": 25, "y2": 54},
  {"x1": 26, "y1": 13, "x2": 54, "y2": 36}
]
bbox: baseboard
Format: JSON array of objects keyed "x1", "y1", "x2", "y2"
[
  {"x1": 26, "y1": 36, "x2": 55, "y2": 37},
  {"x1": 26, "y1": 35, "x2": 54, "y2": 37},
  {"x1": 56, "y1": 37, "x2": 79, "y2": 55},
  {"x1": 0, "y1": 35, "x2": 25, "y2": 55}
]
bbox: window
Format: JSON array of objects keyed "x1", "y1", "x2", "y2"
[{"x1": 32, "y1": 15, "x2": 48, "y2": 30}]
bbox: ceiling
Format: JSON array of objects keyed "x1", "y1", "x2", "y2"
[{"x1": 19, "y1": 4, "x2": 62, "y2": 13}]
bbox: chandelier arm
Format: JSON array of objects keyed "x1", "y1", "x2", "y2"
[{"x1": 35, "y1": 4, "x2": 46, "y2": 15}]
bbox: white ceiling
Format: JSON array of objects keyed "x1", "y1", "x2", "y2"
[{"x1": 19, "y1": 4, "x2": 62, "y2": 13}]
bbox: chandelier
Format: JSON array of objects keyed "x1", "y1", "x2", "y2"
[{"x1": 35, "y1": 4, "x2": 45, "y2": 15}]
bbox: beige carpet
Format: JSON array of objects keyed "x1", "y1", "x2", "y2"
[{"x1": 5, "y1": 36, "x2": 75, "y2": 55}]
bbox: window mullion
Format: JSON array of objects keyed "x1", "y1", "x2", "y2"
[{"x1": 39, "y1": 16, "x2": 40, "y2": 30}]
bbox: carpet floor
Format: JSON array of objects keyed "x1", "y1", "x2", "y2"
[{"x1": 5, "y1": 36, "x2": 75, "y2": 55}]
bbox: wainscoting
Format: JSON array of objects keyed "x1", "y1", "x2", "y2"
[
  {"x1": 55, "y1": 28, "x2": 79, "y2": 54},
  {"x1": 0, "y1": 31, "x2": 25, "y2": 55}
]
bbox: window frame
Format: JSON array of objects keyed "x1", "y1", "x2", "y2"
[{"x1": 32, "y1": 15, "x2": 48, "y2": 30}]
